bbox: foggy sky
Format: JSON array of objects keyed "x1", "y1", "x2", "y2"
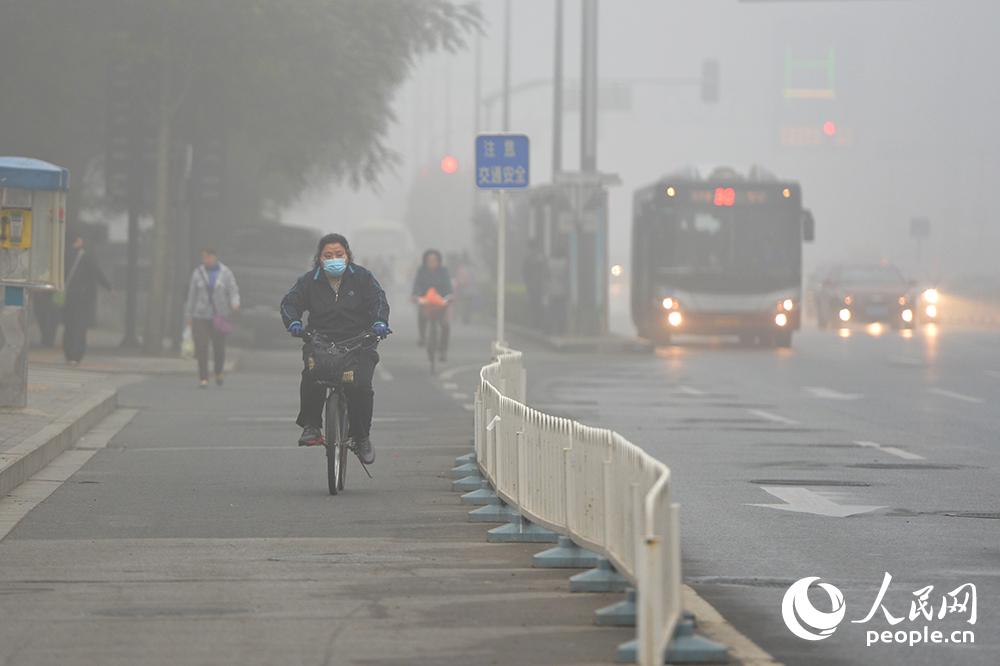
[{"x1": 284, "y1": 0, "x2": 1000, "y2": 283}]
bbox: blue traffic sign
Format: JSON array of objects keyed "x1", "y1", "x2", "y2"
[{"x1": 475, "y1": 134, "x2": 530, "y2": 189}]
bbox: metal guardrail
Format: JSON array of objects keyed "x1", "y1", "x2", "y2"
[{"x1": 476, "y1": 344, "x2": 681, "y2": 666}]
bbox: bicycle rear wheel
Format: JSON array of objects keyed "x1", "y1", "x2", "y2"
[
  {"x1": 337, "y1": 397, "x2": 349, "y2": 491},
  {"x1": 325, "y1": 393, "x2": 342, "y2": 495}
]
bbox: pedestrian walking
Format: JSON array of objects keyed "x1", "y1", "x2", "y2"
[
  {"x1": 184, "y1": 248, "x2": 240, "y2": 388},
  {"x1": 61, "y1": 235, "x2": 111, "y2": 365}
]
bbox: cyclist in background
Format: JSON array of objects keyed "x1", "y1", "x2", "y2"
[
  {"x1": 411, "y1": 249, "x2": 453, "y2": 360},
  {"x1": 280, "y1": 233, "x2": 390, "y2": 464}
]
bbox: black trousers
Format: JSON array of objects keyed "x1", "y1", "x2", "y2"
[
  {"x1": 62, "y1": 314, "x2": 88, "y2": 363},
  {"x1": 191, "y1": 318, "x2": 226, "y2": 380},
  {"x1": 297, "y1": 348, "x2": 378, "y2": 440}
]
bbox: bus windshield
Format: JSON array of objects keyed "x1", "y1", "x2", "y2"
[{"x1": 650, "y1": 204, "x2": 800, "y2": 288}]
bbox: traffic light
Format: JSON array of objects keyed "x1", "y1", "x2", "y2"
[
  {"x1": 701, "y1": 59, "x2": 719, "y2": 103},
  {"x1": 440, "y1": 155, "x2": 459, "y2": 175},
  {"x1": 822, "y1": 120, "x2": 837, "y2": 137}
]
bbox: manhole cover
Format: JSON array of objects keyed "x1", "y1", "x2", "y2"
[{"x1": 748, "y1": 479, "x2": 871, "y2": 487}]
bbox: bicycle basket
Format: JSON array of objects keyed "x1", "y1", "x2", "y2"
[{"x1": 305, "y1": 341, "x2": 357, "y2": 385}]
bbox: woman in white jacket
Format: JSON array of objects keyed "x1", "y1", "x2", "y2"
[{"x1": 184, "y1": 248, "x2": 240, "y2": 387}]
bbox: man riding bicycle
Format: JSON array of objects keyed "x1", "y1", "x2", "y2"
[
  {"x1": 280, "y1": 233, "x2": 390, "y2": 464},
  {"x1": 412, "y1": 249, "x2": 453, "y2": 361}
]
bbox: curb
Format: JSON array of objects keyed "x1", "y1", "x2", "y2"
[{"x1": 0, "y1": 387, "x2": 118, "y2": 496}]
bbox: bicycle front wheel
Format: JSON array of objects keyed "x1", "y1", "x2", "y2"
[
  {"x1": 325, "y1": 394, "x2": 342, "y2": 496},
  {"x1": 337, "y1": 396, "x2": 349, "y2": 491}
]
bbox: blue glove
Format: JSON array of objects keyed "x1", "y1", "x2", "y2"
[
  {"x1": 288, "y1": 321, "x2": 304, "y2": 337},
  {"x1": 372, "y1": 321, "x2": 390, "y2": 339}
]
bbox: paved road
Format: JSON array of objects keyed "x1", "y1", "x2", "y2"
[
  {"x1": 0, "y1": 315, "x2": 632, "y2": 666},
  {"x1": 491, "y1": 324, "x2": 997, "y2": 666}
]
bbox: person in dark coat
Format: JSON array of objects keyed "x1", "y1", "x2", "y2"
[
  {"x1": 280, "y1": 233, "x2": 390, "y2": 464},
  {"x1": 411, "y1": 249, "x2": 453, "y2": 357},
  {"x1": 62, "y1": 235, "x2": 111, "y2": 365}
]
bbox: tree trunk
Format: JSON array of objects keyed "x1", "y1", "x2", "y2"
[{"x1": 143, "y1": 53, "x2": 173, "y2": 356}]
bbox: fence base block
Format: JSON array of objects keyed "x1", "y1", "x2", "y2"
[
  {"x1": 486, "y1": 513, "x2": 560, "y2": 543},
  {"x1": 454, "y1": 451, "x2": 476, "y2": 466},
  {"x1": 460, "y1": 480, "x2": 498, "y2": 505},
  {"x1": 451, "y1": 474, "x2": 483, "y2": 492},
  {"x1": 595, "y1": 588, "x2": 636, "y2": 626},
  {"x1": 613, "y1": 639, "x2": 636, "y2": 664},
  {"x1": 665, "y1": 619, "x2": 728, "y2": 664},
  {"x1": 532, "y1": 536, "x2": 601, "y2": 568},
  {"x1": 569, "y1": 558, "x2": 629, "y2": 592},
  {"x1": 450, "y1": 462, "x2": 479, "y2": 479},
  {"x1": 469, "y1": 501, "x2": 516, "y2": 523},
  {"x1": 613, "y1": 620, "x2": 728, "y2": 664}
]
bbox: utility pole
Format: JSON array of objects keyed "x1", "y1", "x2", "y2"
[
  {"x1": 552, "y1": 0, "x2": 564, "y2": 177},
  {"x1": 580, "y1": 0, "x2": 598, "y2": 172},
  {"x1": 502, "y1": 0, "x2": 511, "y2": 132}
]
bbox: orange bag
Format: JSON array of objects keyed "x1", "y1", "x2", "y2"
[{"x1": 420, "y1": 287, "x2": 447, "y2": 307}]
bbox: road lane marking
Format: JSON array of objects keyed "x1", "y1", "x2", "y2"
[
  {"x1": 682, "y1": 586, "x2": 783, "y2": 666},
  {"x1": 677, "y1": 385, "x2": 705, "y2": 396},
  {"x1": 804, "y1": 386, "x2": 863, "y2": 400},
  {"x1": 227, "y1": 416, "x2": 430, "y2": 423},
  {"x1": 450, "y1": 392, "x2": 469, "y2": 401},
  {"x1": 928, "y1": 387, "x2": 983, "y2": 404},
  {"x1": 746, "y1": 486, "x2": 885, "y2": 518},
  {"x1": 463, "y1": 404, "x2": 475, "y2": 412},
  {"x1": 376, "y1": 365, "x2": 394, "y2": 382},
  {"x1": 854, "y1": 440, "x2": 925, "y2": 460},
  {"x1": 747, "y1": 409, "x2": 799, "y2": 426},
  {"x1": 438, "y1": 364, "x2": 480, "y2": 381},
  {"x1": 0, "y1": 409, "x2": 137, "y2": 541},
  {"x1": 442, "y1": 382, "x2": 459, "y2": 390}
]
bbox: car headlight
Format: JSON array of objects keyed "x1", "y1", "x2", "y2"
[
  {"x1": 901, "y1": 308, "x2": 913, "y2": 323},
  {"x1": 781, "y1": 298, "x2": 794, "y2": 311},
  {"x1": 839, "y1": 308, "x2": 852, "y2": 322},
  {"x1": 925, "y1": 304, "x2": 938, "y2": 318},
  {"x1": 922, "y1": 288, "x2": 939, "y2": 304},
  {"x1": 667, "y1": 311, "x2": 683, "y2": 327},
  {"x1": 661, "y1": 297, "x2": 675, "y2": 310},
  {"x1": 775, "y1": 312, "x2": 788, "y2": 327}
]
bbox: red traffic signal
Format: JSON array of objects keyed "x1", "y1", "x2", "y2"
[
  {"x1": 822, "y1": 120, "x2": 837, "y2": 137},
  {"x1": 440, "y1": 155, "x2": 459, "y2": 174}
]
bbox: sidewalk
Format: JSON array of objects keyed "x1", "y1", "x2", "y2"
[{"x1": 0, "y1": 366, "x2": 128, "y2": 496}]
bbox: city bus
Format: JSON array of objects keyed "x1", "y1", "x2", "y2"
[{"x1": 631, "y1": 166, "x2": 815, "y2": 347}]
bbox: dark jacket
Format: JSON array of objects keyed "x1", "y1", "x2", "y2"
[
  {"x1": 65, "y1": 248, "x2": 111, "y2": 326},
  {"x1": 411, "y1": 266, "x2": 453, "y2": 298},
  {"x1": 280, "y1": 263, "x2": 389, "y2": 341}
]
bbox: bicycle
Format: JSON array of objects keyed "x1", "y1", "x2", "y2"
[
  {"x1": 419, "y1": 293, "x2": 449, "y2": 374},
  {"x1": 302, "y1": 330, "x2": 378, "y2": 495}
]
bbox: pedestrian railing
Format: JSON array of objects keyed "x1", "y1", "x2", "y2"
[{"x1": 475, "y1": 345, "x2": 681, "y2": 666}]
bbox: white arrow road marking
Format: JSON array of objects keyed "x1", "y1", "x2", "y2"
[
  {"x1": 928, "y1": 387, "x2": 983, "y2": 404},
  {"x1": 747, "y1": 486, "x2": 885, "y2": 518},
  {"x1": 855, "y1": 440, "x2": 925, "y2": 460},
  {"x1": 442, "y1": 381, "x2": 459, "y2": 390},
  {"x1": 747, "y1": 409, "x2": 799, "y2": 425},
  {"x1": 804, "y1": 386, "x2": 863, "y2": 400},
  {"x1": 677, "y1": 385, "x2": 706, "y2": 396}
]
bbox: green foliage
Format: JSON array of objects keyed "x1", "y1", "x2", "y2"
[{"x1": 0, "y1": 0, "x2": 480, "y2": 199}]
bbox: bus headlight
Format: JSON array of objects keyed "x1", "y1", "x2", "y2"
[
  {"x1": 781, "y1": 298, "x2": 794, "y2": 311},
  {"x1": 838, "y1": 308, "x2": 852, "y2": 322},
  {"x1": 667, "y1": 311, "x2": 683, "y2": 327},
  {"x1": 775, "y1": 312, "x2": 789, "y2": 327},
  {"x1": 901, "y1": 308, "x2": 914, "y2": 323},
  {"x1": 922, "y1": 288, "x2": 939, "y2": 304},
  {"x1": 925, "y1": 304, "x2": 938, "y2": 318}
]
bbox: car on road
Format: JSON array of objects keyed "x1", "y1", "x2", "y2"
[{"x1": 814, "y1": 263, "x2": 918, "y2": 329}]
